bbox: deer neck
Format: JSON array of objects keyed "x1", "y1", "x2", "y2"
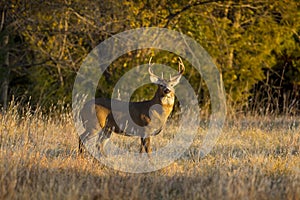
[
  {"x1": 146, "y1": 94, "x2": 172, "y2": 129},
  {"x1": 152, "y1": 90, "x2": 175, "y2": 111}
]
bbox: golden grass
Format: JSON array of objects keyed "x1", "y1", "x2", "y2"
[{"x1": 0, "y1": 102, "x2": 299, "y2": 200}]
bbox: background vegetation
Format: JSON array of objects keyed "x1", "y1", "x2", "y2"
[{"x1": 0, "y1": 0, "x2": 299, "y2": 115}]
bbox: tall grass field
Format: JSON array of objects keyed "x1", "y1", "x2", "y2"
[{"x1": 0, "y1": 101, "x2": 299, "y2": 199}]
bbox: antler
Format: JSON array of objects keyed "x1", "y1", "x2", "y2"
[
  {"x1": 177, "y1": 57, "x2": 185, "y2": 74},
  {"x1": 169, "y1": 57, "x2": 185, "y2": 81},
  {"x1": 148, "y1": 57, "x2": 160, "y2": 79},
  {"x1": 149, "y1": 57, "x2": 184, "y2": 83}
]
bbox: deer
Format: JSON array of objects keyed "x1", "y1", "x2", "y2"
[{"x1": 78, "y1": 57, "x2": 185, "y2": 157}]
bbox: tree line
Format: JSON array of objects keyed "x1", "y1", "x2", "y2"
[{"x1": 0, "y1": 0, "x2": 299, "y2": 115}]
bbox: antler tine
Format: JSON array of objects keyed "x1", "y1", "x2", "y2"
[
  {"x1": 148, "y1": 57, "x2": 160, "y2": 78},
  {"x1": 177, "y1": 57, "x2": 185, "y2": 74},
  {"x1": 169, "y1": 57, "x2": 185, "y2": 81},
  {"x1": 148, "y1": 57, "x2": 153, "y2": 66}
]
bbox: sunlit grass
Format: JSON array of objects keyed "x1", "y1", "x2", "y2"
[{"x1": 0, "y1": 102, "x2": 299, "y2": 199}]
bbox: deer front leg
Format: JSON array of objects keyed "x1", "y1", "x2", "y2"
[
  {"x1": 78, "y1": 137, "x2": 84, "y2": 155},
  {"x1": 140, "y1": 137, "x2": 151, "y2": 157}
]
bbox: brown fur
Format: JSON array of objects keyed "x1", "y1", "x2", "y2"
[{"x1": 78, "y1": 58, "x2": 185, "y2": 157}]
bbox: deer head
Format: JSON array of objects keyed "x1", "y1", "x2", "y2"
[{"x1": 148, "y1": 57, "x2": 185, "y2": 105}]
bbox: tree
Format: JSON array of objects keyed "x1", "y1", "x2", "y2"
[{"x1": 0, "y1": 0, "x2": 299, "y2": 114}]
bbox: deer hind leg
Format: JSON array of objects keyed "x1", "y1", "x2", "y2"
[
  {"x1": 78, "y1": 129, "x2": 97, "y2": 155},
  {"x1": 96, "y1": 126, "x2": 112, "y2": 156},
  {"x1": 140, "y1": 137, "x2": 151, "y2": 157},
  {"x1": 78, "y1": 130, "x2": 91, "y2": 155}
]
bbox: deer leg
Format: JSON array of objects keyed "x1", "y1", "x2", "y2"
[
  {"x1": 78, "y1": 138, "x2": 84, "y2": 155},
  {"x1": 96, "y1": 126, "x2": 112, "y2": 156},
  {"x1": 78, "y1": 130, "x2": 91, "y2": 154},
  {"x1": 139, "y1": 137, "x2": 145, "y2": 153},
  {"x1": 144, "y1": 137, "x2": 151, "y2": 155},
  {"x1": 140, "y1": 137, "x2": 151, "y2": 157}
]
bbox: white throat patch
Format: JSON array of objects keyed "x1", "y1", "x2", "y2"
[{"x1": 161, "y1": 95, "x2": 174, "y2": 105}]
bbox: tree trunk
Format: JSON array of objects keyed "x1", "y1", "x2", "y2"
[{"x1": 1, "y1": 34, "x2": 9, "y2": 110}]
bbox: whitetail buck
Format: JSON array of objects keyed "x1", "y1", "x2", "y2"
[{"x1": 78, "y1": 57, "x2": 185, "y2": 157}]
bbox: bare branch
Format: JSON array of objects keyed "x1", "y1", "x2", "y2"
[{"x1": 165, "y1": 0, "x2": 220, "y2": 27}]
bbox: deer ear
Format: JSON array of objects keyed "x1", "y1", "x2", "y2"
[
  {"x1": 150, "y1": 75, "x2": 160, "y2": 84},
  {"x1": 169, "y1": 75, "x2": 182, "y2": 86}
]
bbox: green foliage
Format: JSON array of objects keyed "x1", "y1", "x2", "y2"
[{"x1": 0, "y1": 0, "x2": 299, "y2": 114}]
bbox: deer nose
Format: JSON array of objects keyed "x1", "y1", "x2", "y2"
[{"x1": 164, "y1": 88, "x2": 171, "y2": 94}]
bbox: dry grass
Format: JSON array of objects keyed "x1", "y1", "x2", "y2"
[{"x1": 0, "y1": 102, "x2": 299, "y2": 200}]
